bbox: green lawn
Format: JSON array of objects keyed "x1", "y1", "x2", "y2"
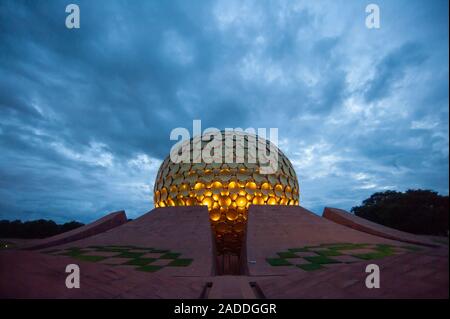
[
  {"x1": 304, "y1": 255, "x2": 341, "y2": 264},
  {"x1": 277, "y1": 251, "x2": 298, "y2": 258},
  {"x1": 315, "y1": 249, "x2": 343, "y2": 257},
  {"x1": 160, "y1": 252, "x2": 181, "y2": 259},
  {"x1": 115, "y1": 251, "x2": 145, "y2": 258},
  {"x1": 266, "y1": 258, "x2": 292, "y2": 266},
  {"x1": 168, "y1": 258, "x2": 193, "y2": 267}
]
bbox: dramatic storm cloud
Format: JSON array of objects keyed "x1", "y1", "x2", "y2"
[{"x1": 0, "y1": 0, "x2": 448, "y2": 222}]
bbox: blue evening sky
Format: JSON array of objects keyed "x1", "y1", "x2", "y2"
[{"x1": 0, "y1": 0, "x2": 448, "y2": 222}]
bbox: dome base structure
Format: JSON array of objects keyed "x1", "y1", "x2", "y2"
[{"x1": 153, "y1": 131, "x2": 300, "y2": 258}]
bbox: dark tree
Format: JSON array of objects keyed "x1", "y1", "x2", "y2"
[
  {"x1": 0, "y1": 219, "x2": 84, "y2": 239},
  {"x1": 351, "y1": 189, "x2": 449, "y2": 236}
]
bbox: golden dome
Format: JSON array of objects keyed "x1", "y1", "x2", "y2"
[{"x1": 154, "y1": 130, "x2": 300, "y2": 254}]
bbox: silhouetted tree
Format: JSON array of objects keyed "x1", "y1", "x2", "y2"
[
  {"x1": 351, "y1": 189, "x2": 449, "y2": 236},
  {"x1": 0, "y1": 219, "x2": 84, "y2": 239}
]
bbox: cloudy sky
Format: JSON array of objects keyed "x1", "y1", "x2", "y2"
[{"x1": 0, "y1": 0, "x2": 448, "y2": 223}]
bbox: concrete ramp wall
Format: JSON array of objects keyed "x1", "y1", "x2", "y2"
[
  {"x1": 322, "y1": 207, "x2": 438, "y2": 247},
  {"x1": 24, "y1": 210, "x2": 128, "y2": 250}
]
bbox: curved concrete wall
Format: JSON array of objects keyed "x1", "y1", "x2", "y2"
[
  {"x1": 24, "y1": 210, "x2": 128, "y2": 250},
  {"x1": 322, "y1": 207, "x2": 438, "y2": 247}
]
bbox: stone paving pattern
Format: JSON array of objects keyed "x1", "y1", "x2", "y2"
[
  {"x1": 265, "y1": 243, "x2": 423, "y2": 272},
  {"x1": 245, "y1": 205, "x2": 418, "y2": 276},
  {"x1": 43, "y1": 245, "x2": 193, "y2": 272},
  {"x1": 47, "y1": 206, "x2": 215, "y2": 277}
]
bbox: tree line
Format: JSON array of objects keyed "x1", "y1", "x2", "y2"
[
  {"x1": 0, "y1": 219, "x2": 84, "y2": 239},
  {"x1": 351, "y1": 189, "x2": 448, "y2": 236}
]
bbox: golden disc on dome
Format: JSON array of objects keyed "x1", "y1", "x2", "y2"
[
  {"x1": 202, "y1": 197, "x2": 213, "y2": 209},
  {"x1": 210, "y1": 208, "x2": 221, "y2": 221},
  {"x1": 261, "y1": 182, "x2": 272, "y2": 195},
  {"x1": 244, "y1": 181, "x2": 257, "y2": 194},
  {"x1": 252, "y1": 195, "x2": 265, "y2": 205},
  {"x1": 203, "y1": 189, "x2": 213, "y2": 197},
  {"x1": 285, "y1": 186, "x2": 292, "y2": 199},
  {"x1": 228, "y1": 181, "x2": 240, "y2": 194},
  {"x1": 160, "y1": 187, "x2": 168, "y2": 201},
  {"x1": 268, "y1": 174, "x2": 279, "y2": 185},
  {"x1": 218, "y1": 170, "x2": 232, "y2": 182},
  {"x1": 274, "y1": 184, "x2": 284, "y2": 197},
  {"x1": 226, "y1": 208, "x2": 238, "y2": 221},
  {"x1": 210, "y1": 181, "x2": 223, "y2": 194},
  {"x1": 169, "y1": 184, "x2": 177, "y2": 194},
  {"x1": 176, "y1": 198, "x2": 185, "y2": 206},
  {"x1": 185, "y1": 197, "x2": 196, "y2": 206},
  {"x1": 236, "y1": 173, "x2": 250, "y2": 181},
  {"x1": 218, "y1": 195, "x2": 232, "y2": 207},
  {"x1": 163, "y1": 176, "x2": 172, "y2": 188},
  {"x1": 253, "y1": 174, "x2": 266, "y2": 184},
  {"x1": 194, "y1": 182, "x2": 205, "y2": 193},
  {"x1": 288, "y1": 177, "x2": 296, "y2": 188},
  {"x1": 236, "y1": 196, "x2": 247, "y2": 207}
]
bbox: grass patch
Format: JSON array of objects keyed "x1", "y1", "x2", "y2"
[
  {"x1": 115, "y1": 251, "x2": 145, "y2": 258},
  {"x1": 376, "y1": 244, "x2": 395, "y2": 251},
  {"x1": 266, "y1": 258, "x2": 292, "y2": 266},
  {"x1": 304, "y1": 255, "x2": 341, "y2": 264},
  {"x1": 315, "y1": 249, "x2": 343, "y2": 257},
  {"x1": 297, "y1": 263, "x2": 324, "y2": 271},
  {"x1": 160, "y1": 252, "x2": 181, "y2": 259},
  {"x1": 74, "y1": 255, "x2": 107, "y2": 262},
  {"x1": 123, "y1": 258, "x2": 156, "y2": 266},
  {"x1": 277, "y1": 251, "x2": 298, "y2": 258},
  {"x1": 168, "y1": 258, "x2": 193, "y2": 267},
  {"x1": 137, "y1": 265, "x2": 163, "y2": 272},
  {"x1": 150, "y1": 249, "x2": 169, "y2": 253}
]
